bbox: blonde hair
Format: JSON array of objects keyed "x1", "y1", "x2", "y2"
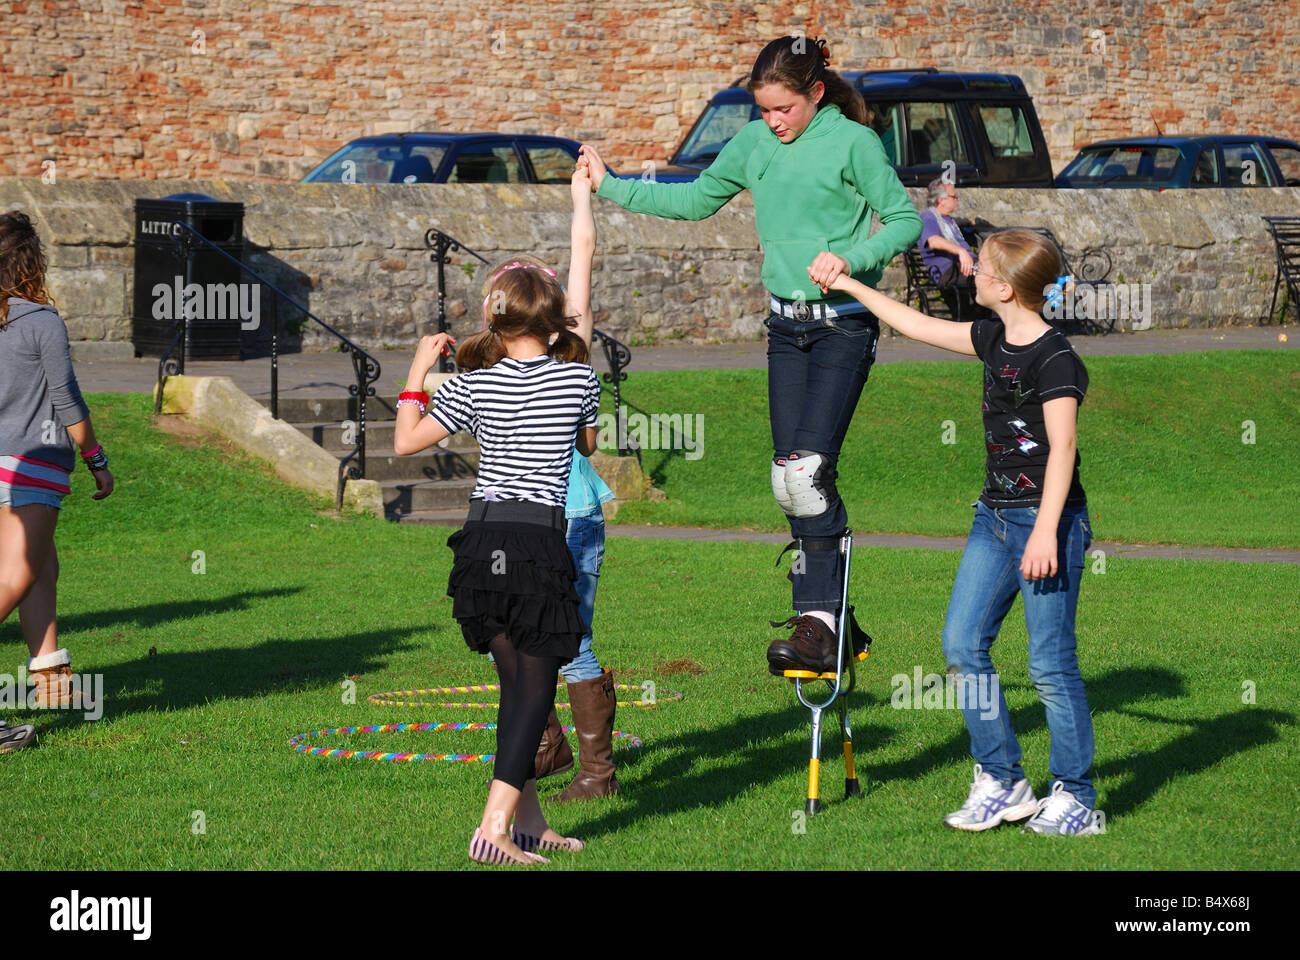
[{"x1": 979, "y1": 229, "x2": 1063, "y2": 313}]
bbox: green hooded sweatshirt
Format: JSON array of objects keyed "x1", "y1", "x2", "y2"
[{"x1": 596, "y1": 103, "x2": 922, "y2": 302}]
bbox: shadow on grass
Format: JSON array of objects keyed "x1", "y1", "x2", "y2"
[
  {"x1": 8, "y1": 596, "x2": 437, "y2": 728},
  {"x1": 581, "y1": 665, "x2": 1292, "y2": 836},
  {"x1": 573, "y1": 688, "x2": 896, "y2": 841},
  {"x1": 0, "y1": 587, "x2": 307, "y2": 639}
]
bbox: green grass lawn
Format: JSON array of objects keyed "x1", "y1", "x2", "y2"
[
  {"x1": 603, "y1": 350, "x2": 1300, "y2": 549},
  {"x1": 1, "y1": 390, "x2": 1295, "y2": 870}
]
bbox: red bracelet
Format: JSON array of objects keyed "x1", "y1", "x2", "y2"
[
  {"x1": 80, "y1": 444, "x2": 103, "y2": 460},
  {"x1": 399, "y1": 391, "x2": 430, "y2": 406}
]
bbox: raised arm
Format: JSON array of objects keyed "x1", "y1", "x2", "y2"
[
  {"x1": 569, "y1": 160, "x2": 596, "y2": 350},
  {"x1": 827, "y1": 273, "x2": 976, "y2": 356},
  {"x1": 580, "y1": 123, "x2": 756, "y2": 221}
]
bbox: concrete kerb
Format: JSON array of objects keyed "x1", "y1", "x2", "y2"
[{"x1": 156, "y1": 374, "x2": 383, "y2": 517}]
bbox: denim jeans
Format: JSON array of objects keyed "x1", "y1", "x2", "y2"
[
  {"x1": 486, "y1": 512, "x2": 605, "y2": 683},
  {"x1": 560, "y1": 511, "x2": 605, "y2": 683},
  {"x1": 764, "y1": 307, "x2": 880, "y2": 611},
  {"x1": 941, "y1": 501, "x2": 1096, "y2": 808}
]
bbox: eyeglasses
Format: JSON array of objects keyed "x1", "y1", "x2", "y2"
[{"x1": 972, "y1": 260, "x2": 1008, "y2": 284}]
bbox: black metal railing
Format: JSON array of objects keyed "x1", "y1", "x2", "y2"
[
  {"x1": 424, "y1": 227, "x2": 636, "y2": 455},
  {"x1": 153, "y1": 220, "x2": 381, "y2": 509}
]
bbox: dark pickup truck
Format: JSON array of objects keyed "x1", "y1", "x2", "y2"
[{"x1": 653, "y1": 68, "x2": 1055, "y2": 187}]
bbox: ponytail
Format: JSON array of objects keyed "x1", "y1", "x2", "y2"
[
  {"x1": 455, "y1": 329, "x2": 506, "y2": 371},
  {"x1": 548, "y1": 329, "x2": 589, "y2": 365}
]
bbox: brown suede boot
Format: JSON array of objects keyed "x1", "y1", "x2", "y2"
[
  {"x1": 548, "y1": 668, "x2": 620, "y2": 803},
  {"x1": 533, "y1": 707, "x2": 574, "y2": 780},
  {"x1": 27, "y1": 649, "x2": 83, "y2": 710},
  {"x1": 490, "y1": 661, "x2": 573, "y2": 780}
]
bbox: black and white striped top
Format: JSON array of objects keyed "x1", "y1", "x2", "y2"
[{"x1": 430, "y1": 356, "x2": 600, "y2": 507}]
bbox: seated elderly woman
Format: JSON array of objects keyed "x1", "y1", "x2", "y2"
[{"x1": 916, "y1": 178, "x2": 990, "y2": 321}]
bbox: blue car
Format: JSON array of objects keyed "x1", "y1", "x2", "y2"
[
  {"x1": 302, "y1": 133, "x2": 583, "y2": 184},
  {"x1": 1054, "y1": 136, "x2": 1300, "y2": 189}
]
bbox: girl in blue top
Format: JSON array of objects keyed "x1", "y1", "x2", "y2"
[{"x1": 580, "y1": 37, "x2": 921, "y2": 676}]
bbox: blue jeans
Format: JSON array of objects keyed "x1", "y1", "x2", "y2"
[
  {"x1": 764, "y1": 307, "x2": 880, "y2": 611},
  {"x1": 561, "y1": 512, "x2": 605, "y2": 683},
  {"x1": 941, "y1": 502, "x2": 1096, "y2": 808}
]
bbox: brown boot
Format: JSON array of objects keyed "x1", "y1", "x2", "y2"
[
  {"x1": 27, "y1": 649, "x2": 83, "y2": 710},
  {"x1": 532, "y1": 707, "x2": 574, "y2": 780},
  {"x1": 548, "y1": 668, "x2": 620, "y2": 803},
  {"x1": 490, "y1": 661, "x2": 573, "y2": 780}
]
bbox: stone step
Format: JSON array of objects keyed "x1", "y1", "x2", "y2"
[
  {"x1": 293, "y1": 420, "x2": 479, "y2": 454},
  {"x1": 258, "y1": 395, "x2": 401, "y2": 423},
  {"x1": 348, "y1": 448, "x2": 478, "y2": 483},
  {"x1": 382, "y1": 478, "x2": 480, "y2": 515},
  {"x1": 393, "y1": 508, "x2": 470, "y2": 526}
]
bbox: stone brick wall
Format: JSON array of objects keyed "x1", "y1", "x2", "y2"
[
  {"x1": 1, "y1": 0, "x2": 1296, "y2": 182},
  {"x1": 2, "y1": 177, "x2": 1295, "y2": 348}
]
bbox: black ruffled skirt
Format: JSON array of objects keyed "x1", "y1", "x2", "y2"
[{"x1": 445, "y1": 520, "x2": 585, "y2": 659}]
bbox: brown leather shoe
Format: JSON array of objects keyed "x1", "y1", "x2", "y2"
[
  {"x1": 533, "y1": 706, "x2": 574, "y2": 780},
  {"x1": 548, "y1": 668, "x2": 620, "y2": 803},
  {"x1": 766, "y1": 615, "x2": 838, "y2": 675}
]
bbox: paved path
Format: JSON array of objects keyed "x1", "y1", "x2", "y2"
[{"x1": 74, "y1": 324, "x2": 1295, "y2": 397}]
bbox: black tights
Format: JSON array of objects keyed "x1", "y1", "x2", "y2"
[{"x1": 489, "y1": 633, "x2": 562, "y2": 791}]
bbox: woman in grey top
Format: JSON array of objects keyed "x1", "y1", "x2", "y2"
[{"x1": 0, "y1": 211, "x2": 114, "y2": 753}]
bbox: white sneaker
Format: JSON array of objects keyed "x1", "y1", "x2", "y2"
[
  {"x1": 1022, "y1": 781, "x2": 1104, "y2": 835},
  {"x1": 943, "y1": 763, "x2": 1038, "y2": 831}
]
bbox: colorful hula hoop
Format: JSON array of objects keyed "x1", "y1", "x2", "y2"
[
  {"x1": 365, "y1": 681, "x2": 683, "y2": 711},
  {"x1": 288, "y1": 721, "x2": 644, "y2": 763}
]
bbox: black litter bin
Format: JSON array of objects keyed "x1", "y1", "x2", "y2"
[{"x1": 133, "y1": 193, "x2": 246, "y2": 360}]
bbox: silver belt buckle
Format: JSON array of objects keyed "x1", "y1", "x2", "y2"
[{"x1": 792, "y1": 300, "x2": 811, "y2": 322}]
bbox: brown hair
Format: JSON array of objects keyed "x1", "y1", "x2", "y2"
[
  {"x1": 457, "y1": 256, "x2": 588, "y2": 370},
  {"x1": 747, "y1": 36, "x2": 868, "y2": 126},
  {"x1": 979, "y1": 229, "x2": 1063, "y2": 313},
  {"x1": 0, "y1": 211, "x2": 54, "y2": 329}
]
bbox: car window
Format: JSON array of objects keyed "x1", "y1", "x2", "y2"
[
  {"x1": 309, "y1": 144, "x2": 447, "y2": 183},
  {"x1": 862, "y1": 101, "x2": 904, "y2": 165},
  {"x1": 1221, "y1": 142, "x2": 1276, "y2": 186},
  {"x1": 905, "y1": 102, "x2": 968, "y2": 166},
  {"x1": 1191, "y1": 149, "x2": 1220, "y2": 186},
  {"x1": 1061, "y1": 145, "x2": 1181, "y2": 182},
  {"x1": 446, "y1": 145, "x2": 523, "y2": 183},
  {"x1": 677, "y1": 102, "x2": 755, "y2": 166},
  {"x1": 522, "y1": 144, "x2": 576, "y2": 183},
  {"x1": 1265, "y1": 143, "x2": 1300, "y2": 187},
  {"x1": 977, "y1": 105, "x2": 1035, "y2": 158}
]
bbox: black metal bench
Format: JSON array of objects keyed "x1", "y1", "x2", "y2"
[
  {"x1": 902, "y1": 244, "x2": 962, "y2": 321},
  {"x1": 1262, "y1": 216, "x2": 1300, "y2": 324}
]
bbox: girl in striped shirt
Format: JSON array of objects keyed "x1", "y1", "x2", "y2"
[{"x1": 394, "y1": 167, "x2": 600, "y2": 865}]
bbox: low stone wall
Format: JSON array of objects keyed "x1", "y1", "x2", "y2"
[{"x1": 2, "y1": 177, "x2": 1297, "y2": 349}]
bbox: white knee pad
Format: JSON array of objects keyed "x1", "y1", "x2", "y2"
[
  {"x1": 784, "y1": 450, "x2": 836, "y2": 518},
  {"x1": 772, "y1": 458, "x2": 795, "y2": 516}
]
